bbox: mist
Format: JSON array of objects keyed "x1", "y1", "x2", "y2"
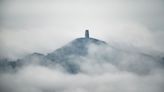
[
  {"x1": 0, "y1": 0, "x2": 164, "y2": 60},
  {"x1": 0, "y1": 43, "x2": 164, "y2": 92},
  {"x1": 0, "y1": 0, "x2": 164, "y2": 92}
]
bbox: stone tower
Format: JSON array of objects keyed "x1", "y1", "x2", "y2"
[{"x1": 85, "y1": 30, "x2": 89, "y2": 38}]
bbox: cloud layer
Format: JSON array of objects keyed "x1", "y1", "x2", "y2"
[
  {"x1": 0, "y1": 65, "x2": 163, "y2": 92},
  {"x1": 0, "y1": 0, "x2": 164, "y2": 92},
  {"x1": 0, "y1": 43, "x2": 164, "y2": 92}
]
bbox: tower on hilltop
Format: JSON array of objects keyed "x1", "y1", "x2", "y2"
[{"x1": 85, "y1": 30, "x2": 89, "y2": 38}]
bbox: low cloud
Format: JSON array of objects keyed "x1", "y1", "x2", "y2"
[
  {"x1": 0, "y1": 44, "x2": 164, "y2": 92},
  {"x1": 0, "y1": 0, "x2": 164, "y2": 92},
  {"x1": 0, "y1": 65, "x2": 163, "y2": 92}
]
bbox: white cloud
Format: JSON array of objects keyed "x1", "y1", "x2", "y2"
[
  {"x1": 0, "y1": 64, "x2": 163, "y2": 92},
  {"x1": 0, "y1": 42, "x2": 164, "y2": 92},
  {"x1": 0, "y1": 1, "x2": 164, "y2": 91}
]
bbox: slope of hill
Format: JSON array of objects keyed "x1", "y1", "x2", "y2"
[{"x1": 0, "y1": 30, "x2": 163, "y2": 74}]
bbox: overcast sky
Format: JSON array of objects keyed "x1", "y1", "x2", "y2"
[
  {"x1": 0, "y1": 1, "x2": 164, "y2": 92},
  {"x1": 0, "y1": 0, "x2": 164, "y2": 60}
]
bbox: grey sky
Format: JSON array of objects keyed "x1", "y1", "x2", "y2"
[
  {"x1": 0, "y1": 0, "x2": 164, "y2": 60},
  {"x1": 0, "y1": 1, "x2": 164, "y2": 92}
]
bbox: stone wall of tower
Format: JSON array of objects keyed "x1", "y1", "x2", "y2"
[{"x1": 85, "y1": 30, "x2": 89, "y2": 38}]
